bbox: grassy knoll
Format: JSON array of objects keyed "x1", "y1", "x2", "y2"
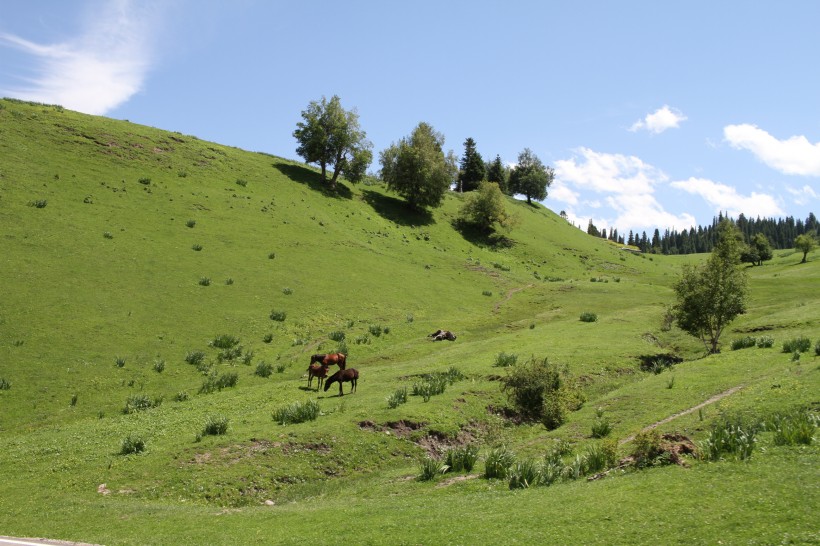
[{"x1": 0, "y1": 98, "x2": 817, "y2": 545}]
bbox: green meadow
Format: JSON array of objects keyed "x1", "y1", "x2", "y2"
[{"x1": 0, "y1": 98, "x2": 817, "y2": 545}]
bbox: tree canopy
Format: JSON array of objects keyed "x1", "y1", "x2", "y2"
[
  {"x1": 379, "y1": 122, "x2": 457, "y2": 210},
  {"x1": 457, "y1": 137, "x2": 485, "y2": 192},
  {"x1": 794, "y1": 233, "x2": 817, "y2": 263},
  {"x1": 458, "y1": 181, "x2": 515, "y2": 234},
  {"x1": 486, "y1": 154, "x2": 509, "y2": 194},
  {"x1": 741, "y1": 233, "x2": 773, "y2": 266},
  {"x1": 508, "y1": 148, "x2": 553, "y2": 204},
  {"x1": 293, "y1": 95, "x2": 372, "y2": 190},
  {"x1": 673, "y1": 220, "x2": 748, "y2": 354}
]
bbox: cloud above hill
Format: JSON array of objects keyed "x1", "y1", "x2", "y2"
[
  {"x1": 629, "y1": 105, "x2": 687, "y2": 134},
  {"x1": 0, "y1": 0, "x2": 158, "y2": 115},
  {"x1": 670, "y1": 177, "x2": 784, "y2": 218},
  {"x1": 724, "y1": 124, "x2": 820, "y2": 176}
]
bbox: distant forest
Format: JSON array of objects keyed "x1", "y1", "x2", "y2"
[{"x1": 580, "y1": 212, "x2": 819, "y2": 255}]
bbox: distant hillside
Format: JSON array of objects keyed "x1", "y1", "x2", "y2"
[{"x1": 0, "y1": 98, "x2": 817, "y2": 545}]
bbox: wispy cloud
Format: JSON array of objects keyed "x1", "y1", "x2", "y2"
[
  {"x1": 629, "y1": 105, "x2": 687, "y2": 134},
  {"x1": 554, "y1": 147, "x2": 696, "y2": 232},
  {"x1": 670, "y1": 177, "x2": 784, "y2": 218},
  {"x1": 0, "y1": 0, "x2": 158, "y2": 115},
  {"x1": 724, "y1": 124, "x2": 820, "y2": 176},
  {"x1": 786, "y1": 184, "x2": 818, "y2": 206}
]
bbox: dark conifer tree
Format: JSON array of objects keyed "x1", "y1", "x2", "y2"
[{"x1": 458, "y1": 137, "x2": 485, "y2": 192}]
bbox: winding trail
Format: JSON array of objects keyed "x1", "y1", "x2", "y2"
[
  {"x1": 619, "y1": 385, "x2": 744, "y2": 445},
  {"x1": 493, "y1": 284, "x2": 534, "y2": 313}
]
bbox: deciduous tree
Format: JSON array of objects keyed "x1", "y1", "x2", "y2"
[
  {"x1": 379, "y1": 122, "x2": 457, "y2": 210},
  {"x1": 458, "y1": 181, "x2": 514, "y2": 233},
  {"x1": 508, "y1": 148, "x2": 553, "y2": 204},
  {"x1": 293, "y1": 95, "x2": 372, "y2": 190},
  {"x1": 794, "y1": 233, "x2": 817, "y2": 263}
]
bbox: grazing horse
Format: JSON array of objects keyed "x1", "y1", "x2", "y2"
[
  {"x1": 324, "y1": 368, "x2": 358, "y2": 396},
  {"x1": 310, "y1": 352, "x2": 347, "y2": 370},
  {"x1": 307, "y1": 362, "x2": 329, "y2": 391}
]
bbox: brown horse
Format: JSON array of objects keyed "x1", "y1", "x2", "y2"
[
  {"x1": 307, "y1": 362, "x2": 329, "y2": 391},
  {"x1": 310, "y1": 353, "x2": 347, "y2": 370},
  {"x1": 324, "y1": 368, "x2": 358, "y2": 396}
]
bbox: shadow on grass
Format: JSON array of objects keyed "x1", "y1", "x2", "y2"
[
  {"x1": 361, "y1": 189, "x2": 434, "y2": 226},
  {"x1": 452, "y1": 218, "x2": 515, "y2": 249},
  {"x1": 273, "y1": 161, "x2": 353, "y2": 199}
]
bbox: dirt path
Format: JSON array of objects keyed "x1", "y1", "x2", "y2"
[
  {"x1": 619, "y1": 385, "x2": 744, "y2": 445},
  {"x1": 493, "y1": 284, "x2": 534, "y2": 313}
]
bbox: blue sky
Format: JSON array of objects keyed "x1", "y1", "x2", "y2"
[{"x1": 2, "y1": 0, "x2": 819, "y2": 236}]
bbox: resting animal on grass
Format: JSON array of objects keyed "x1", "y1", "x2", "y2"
[
  {"x1": 310, "y1": 352, "x2": 347, "y2": 369},
  {"x1": 324, "y1": 368, "x2": 358, "y2": 396},
  {"x1": 428, "y1": 329, "x2": 456, "y2": 341},
  {"x1": 307, "y1": 362, "x2": 329, "y2": 390}
]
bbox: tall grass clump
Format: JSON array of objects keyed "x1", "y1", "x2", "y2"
[
  {"x1": 591, "y1": 408, "x2": 612, "y2": 438},
  {"x1": 484, "y1": 446, "x2": 516, "y2": 480},
  {"x1": 185, "y1": 219, "x2": 196, "y2": 228},
  {"x1": 255, "y1": 361, "x2": 274, "y2": 378},
  {"x1": 199, "y1": 372, "x2": 239, "y2": 394},
  {"x1": 494, "y1": 352, "x2": 517, "y2": 367},
  {"x1": 210, "y1": 334, "x2": 240, "y2": 349},
  {"x1": 782, "y1": 336, "x2": 811, "y2": 354},
  {"x1": 584, "y1": 441, "x2": 618, "y2": 474},
  {"x1": 198, "y1": 277, "x2": 211, "y2": 286},
  {"x1": 508, "y1": 459, "x2": 543, "y2": 489},
  {"x1": 417, "y1": 456, "x2": 449, "y2": 481},
  {"x1": 328, "y1": 330, "x2": 345, "y2": 342},
  {"x1": 269, "y1": 309, "x2": 286, "y2": 322},
  {"x1": 0, "y1": 378, "x2": 11, "y2": 390},
  {"x1": 731, "y1": 336, "x2": 757, "y2": 350},
  {"x1": 444, "y1": 444, "x2": 479, "y2": 473},
  {"x1": 185, "y1": 350, "x2": 206, "y2": 366},
  {"x1": 816, "y1": 340, "x2": 820, "y2": 356},
  {"x1": 123, "y1": 394, "x2": 162, "y2": 414},
  {"x1": 115, "y1": 356, "x2": 126, "y2": 368},
  {"x1": 120, "y1": 435, "x2": 146, "y2": 455},
  {"x1": 579, "y1": 312, "x2": 598, "y2": 323},
  {"x1": 386, "y1": 386, "x2": 408, "y2": 409},
  {"x1": 272, "y1": 399, "x2": 320, "y2": 425},
  {"x1": 757, "y1": 336, "x2": 774, "y2": 348},
  {"x1": 202, "y1": 415, "x2": 229, "y2": 436},
  {"x1": 763, "y1": 408, "x2": 818, "y2": 446},
  {"x1": 153, "y1": 359, "x2": 165, "y2": 373},
  {"x1": 698, "y1": 415, "x2": 759, "y2": 461}
]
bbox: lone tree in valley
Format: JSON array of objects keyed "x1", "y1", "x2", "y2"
[
  {"x1": 740, "y1": 232, "x2": 774, "y2": 266},
  {"x1": 673, "y1": 219, "x2": 748, "y2": 354},
  {"x1": 508, "y1": 148, "x2": 553, "y2": 205},
  {"x1": 458, "y1": 137, "x2": 485, "y2": 192},
  {"x1": 379, "y1": 122, "x2": 458, "y2": 210},
  {"x1": 293, "y1": 95, "x2": 373, "y2": 190},
  {"x1": 794, "y1": 233, "x2": 817, "y2": 263}
]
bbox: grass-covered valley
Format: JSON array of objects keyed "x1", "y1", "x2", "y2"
[{"x1": 0, "y1": 98, "x2": 818, "y2": 545}]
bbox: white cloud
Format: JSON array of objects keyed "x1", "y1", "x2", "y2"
[
  {"x1": 786, "y1": 184, "x2": 819, "y2": 206},
  {"x1": 670, "y1": 177, "x2": 784, "y2": 218},
  {"x1": 630, "y1": 105, "x2": 687, "y2": 134},
  {"x1": 724, "y1": 124, "x2": 820, "y2": 176},
  {"x1": 0, "y1": 0, "x2": 158, "y2": 115},
  {"x1": 554, "y1": 148, "x2": 696, "y2": 232}
]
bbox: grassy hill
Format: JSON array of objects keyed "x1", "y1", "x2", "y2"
[{"x1": 0, "y1": 98, "x2": 817, "y2": 545}]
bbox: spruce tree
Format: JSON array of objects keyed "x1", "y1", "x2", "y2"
[{"x1": 458, "y1": 137, "x2": 485, "y2": 192}]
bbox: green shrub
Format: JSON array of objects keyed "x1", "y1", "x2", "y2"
[
  {"x1": 263, "y1": 333, "x2": 273, "y2": 343},
  {"x1": 584, "y1": 441, "x2": 618, "y2": 474},
  {"x1": 202, "y1": 415, "x2": 229, "y2": 436},
  {"x1": 417, "y1": 457, "x2": 448, "y2": 481},
  {"x1": 185, "y1": 350, "x2": 206, "y2": 366},
  {"x1": 631, "y1": 429, "x2": 664, "y2": 468},
  {"x1": 138, "y1": 177, "x2": 151, "y2": 185},
  {"x1": 225, "y1": 278, "x2": 234, "y2": 285},
  {"x1": 591, "y1": 409, "x2": 612, "y2": 438},
  {"x1": 368, "y1": 324, "x2": 382, "y2": 337},
  {"x1": 484, "y1": 446, "x2": 516, "y2": 480},
  {"x1": 816, "y1": 340, "x2": 820, "y2": 356},
  {"x1": 198, "y1": 277, "x2": 211, "y2": 286},
  {"x1": 282, "y1": 287, "x2": 293, "y2": 295},
  {"x1": 275, "y1": 363, "x2": 287, "y2": 374},
  {"x1": 0, "y1": 378, "x2": 10, "y2": 390},
  {"x1": 355, "y1": 333, "x2": 370, "y2": 345},
  {"x1": 731, "y1": 336, "x2": 757, "y2": 350},
  {"x1": 782, "y1": 336, "x2": 811, "y2": 353},
  {"x1": 70, "y1": 393, "x2": 78, "y2": 407},
  {"x1": 579, "y1": 312, "x2": 598, "y2": 323},
  {"x1": 192, "y1": 244, "x2": 203, "y2": 251},
  {"x1": 123, "y1": 394, "x2": 162, "y2": 414},
  {"x1": 563, "y1": 453, "x2": 587, "y2": 481},
  {"x1": 174, "y1": 391, "x2": 189, "y2": 402},
  {"x1": 386, "y1": 386, "x2": 408, "y2": 409},
  {"x1": 153, "y1": 359, "x2": 165, "y2": 373},
  {"x1": 791, "y1": 351, "x2": 801, "y2": 362},
  {"x1": 328, "y1": 330, "x2": 346, "y2": 342},
  {"x1": 120, "y1": 435, "x2": 146, "y2": 455},
  {"x1": 28, "y1": 199, "x2": 48, "y2": 208},
  {"x1": 115, "y1": 356, "x2": 126, "y2": 368},
  {"x1": 698, "y1": 415, "x2": 759, "y2": 462},
  {"x1": 272, "y1": 399, "x2": 320, "y2": 425},
  {"x1": 268, "y1": 252, "x2": 276, "y2": 259},
  {"x1": 103, "y1": 231, "x2": 113, "y2": 239},
  {"x1": 185, "y1": 219, "x2": 196, "y2": 228},
  {"x1": 199, "y1": 372, "x2": 239, "y2": 394},
  {"x1": 255, "y1": 361, "x2": 274, "y2": 378},
  {"x1": 482, "y1": 290, "x2": 493, "y2": 297},
  {"x1": 211, "y1": 334, "x2": 240, "y2": 350},
  {"x1": 235, "y1": 178, "x2": 248, "y2": 187},
  {"x1": 764, "y1": 408, "x2": 818, "y2": 446},
  {"x1": 269, "y1": 309, "x2": 286, "y2": 322},
  {"x1": 500, "y1": 357, "x2": 580, "y2": 429},
  {"x1": 508, "y1": 459, "x2": 543, "y2": 489},
  {"x1": 494, "y1": 352, "x2": 518, "y2": 367},
  {"x1": 444, "y1": 444, "x2": 479, "y2": 473},
  {"x1": 757, "y1": 336, "x2": 774, "y2": 348}
]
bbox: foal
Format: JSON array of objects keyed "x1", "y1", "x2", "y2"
[{"x1": 307, "y1": 362, "x2": 329, "y2": 391}]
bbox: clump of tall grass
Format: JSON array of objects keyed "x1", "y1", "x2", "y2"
[
  {"x1": 417, "y1": 456, "x2": 448, "y2": 481},
  {"x1": 191, "y1": 244, "x2": 203, "y2": 251},
  {"x1": 328, "y1": 330, "x2": 346, "y2": 342},
  {"x1": 185, "y1": 350, "x2": 206, "y2": 366},
  {"x1": 153, "y1": 359, "x2": 165, "y2": 373},
  {"x1": 494, "y1": 352, "x2": 517, "y2": 367},
  {"x1": 138, "y1": 177, "x2": 151, "y2": 185},
  {"x1": 757, "y1": 336, "x2": 774, "y2": 348},
  {"x1": 782, "y1": 336, "x2": 811, "y2": 354},
  {"x1": 482, "y1": 290, "x2": 493, "y2": 297},
  {"x1": 354, "y1": 334, "x2": 371, "y2": 345},
  {"x1": 763, "y1": 408, "x2": 818, "y2": 446},
  {"x1": 174, "y1": 391, "x2": 189, "y2": 402},
  {"x1": 730, "y1": 336, "x2": 757, "y2": 350},
  {"x1": 579, "y1": 312, "x2": 598, "y2": 323},
  {"x1": 115, "y1": 356, "x2": 126, "y2": 368},
  {"x1": 816, "y1": 340, "x2": 820, "y2": 356},
  {"x1": 386, "y1": 386, "x2": 408, "y2": 409},
  {"x1": 631, "y1": 429, "x2": 665, "y2": 468},
  {"x1": 444, "y1": 444, "x2": 479, "y2": 473},
  {"x1": 412, "y1": 375, "x2": 447, "y2": 402},
  {"x1": 185, "y1": 219, "x2": 196, "y2": 228},
  {"x1": 0, "y1": 378, "x2": 10, "y2": 390},
  {"x1": 28, "y1": 199, "x2": 48, "y2": 208},
  {"x1": 198, "y1": 277, "x2": 211, "y2": 286},
  {"x1": 368, "y1": 324, "x2": 383, "y2": 337},
  {"x1": 120, "y1": 435, "x2": 146, "y2": 455},
  {"x1": 210, "y1": 334, "x2": 240, "y2": 349},
  {"x1": 199, "y1": 372, "x2": 239, "y2": 394},
  {"x1": 103, "y1": 231, "x2": 113, "y2": 239},
  {"x1": 272, "y1": 399, "x2": 320, "y2": 425},
  {"x1": 591, "y1": 408, "x2": 612, "y2": 438},
  {"x1": 255, "y1": 361, "x2": 274, "y2": 378},
  {"x1": 123, "y1": 394, "x2": 162, "y2": 414},
  {"x1": 508, "y1": 459, "x2": 543, "y2": 489},
  {"x1": 269, "y1": 309, "x2": 286, "y2": 321},
  {"x1": 282, "y1": 287, "x2": 293, "y2": 295},
  {"x1": 202, "y1": 415, "x2": 229, "y2": 436},
  {"x1": 263, "y1": 333, "x2": 273, "y2": 343},
  {"x1": 698, "y1": 415, "x2": 759, "y2": 462},
  {"x1": 484, "y1": 446, "x2": 516, "y2": 480},
  {"x1": 584, "y1": 441, "x2": 618, "y2": 475}
]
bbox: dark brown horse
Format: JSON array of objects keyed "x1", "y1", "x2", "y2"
[
  {"x1": 310, "y1": 353, "x2": 347, "y2": 370},
  {"x1": 324, "y1": 368, "x2": 358, "y2": 396},
  {"x1": 307, "y1": 362, "x2": 329, "y2": 391}
]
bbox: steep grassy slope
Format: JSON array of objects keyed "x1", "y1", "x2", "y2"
[{"x1": 0, "y1": 99, "x2": 817, "y2": 545}]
